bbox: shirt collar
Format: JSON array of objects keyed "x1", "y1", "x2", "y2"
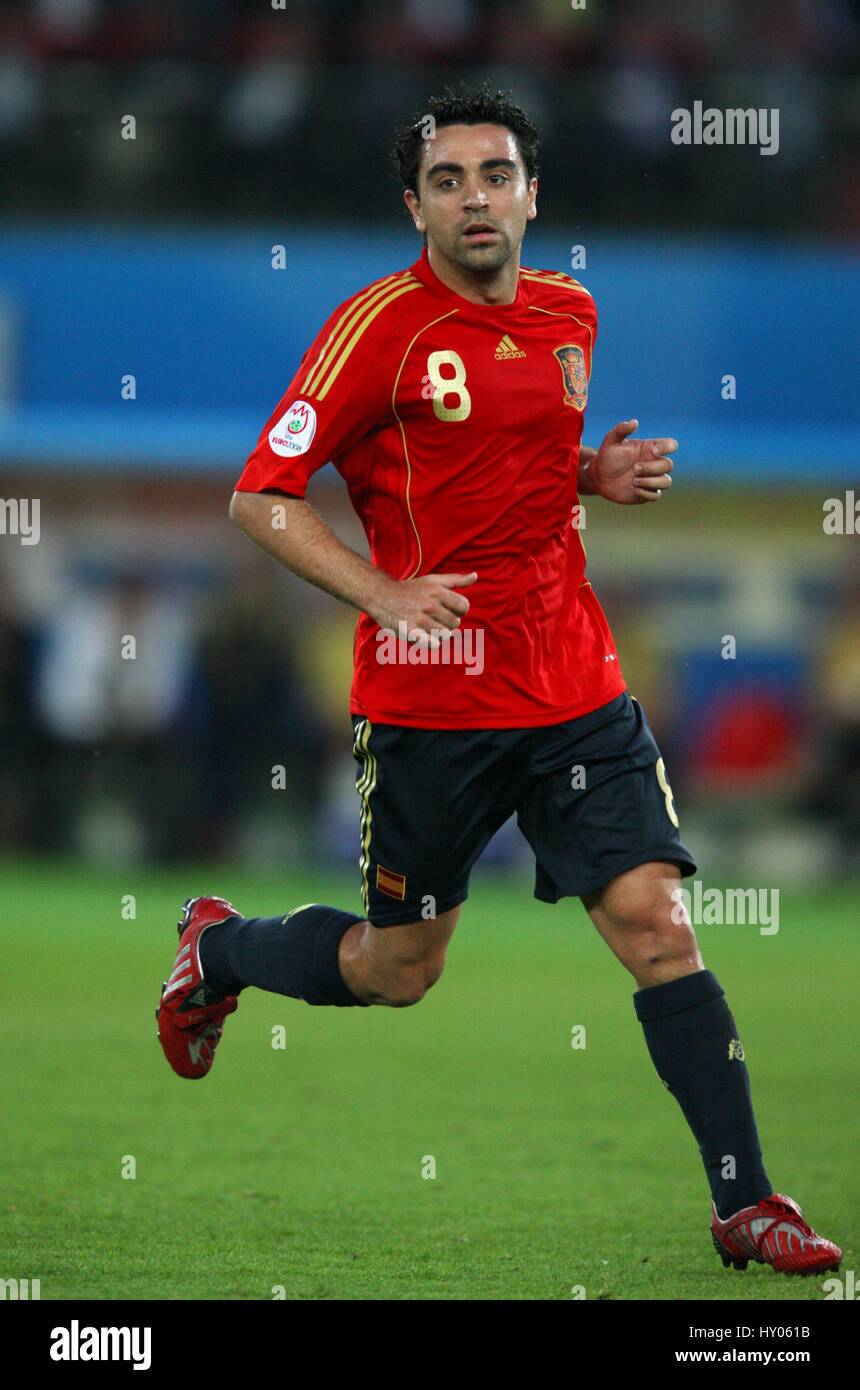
[{"x1": 410, "y1": 245, "x2": 528, "y2": 313}]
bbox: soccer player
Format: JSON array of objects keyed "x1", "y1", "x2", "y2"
[{"x1": 156, "y1": 87, "x2": 841, "y2": 1277}]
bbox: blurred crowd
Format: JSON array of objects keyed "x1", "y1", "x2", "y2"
[
  {"x1": 3, "y1": 0, "x2": 857, "y2": 67},
  {"x1": 0, "y1": 555, "x2": 334, "y2": 864},
  {"x1": 2, "y1": 544, "x2": 859, "y2": 872},
  {"x1": 2, "y1": 0, "x2": 859, "y2": 229}
]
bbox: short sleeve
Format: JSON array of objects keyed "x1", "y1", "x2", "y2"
[{"x1": 234, "y1": 282, "x2": 409, "y2": 498}]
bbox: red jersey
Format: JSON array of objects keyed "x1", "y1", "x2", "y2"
[{"x1": 235, "y1": 247, "x2": 626, "y2": 729}]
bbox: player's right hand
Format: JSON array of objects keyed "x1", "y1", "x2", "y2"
[{"x1": 366, "y1": 572, "x2": 477, "y2": 647}]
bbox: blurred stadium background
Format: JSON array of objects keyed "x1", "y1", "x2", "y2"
[
  {"x1": 2, "y1": 0, "x2": 859, "y2": 1304},
  {"x1": 1, "y1": 0, "x2": 859, "y2": 884}
]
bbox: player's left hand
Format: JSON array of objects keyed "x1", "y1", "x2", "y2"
[{"x1": 588, "y1": 420, "x2": 676, "y2": 504}]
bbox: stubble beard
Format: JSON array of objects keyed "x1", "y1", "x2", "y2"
[{"x1": 452, "y1": 227, "x2": 518, "y2": 276}]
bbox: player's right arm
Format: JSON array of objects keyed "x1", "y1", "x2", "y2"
[
  {"x1": 229, "y1": 491, "x2": 475, "y2": 638},
  {"x1": 230, "y1": 278, "x2": 475, "y2": 639}
]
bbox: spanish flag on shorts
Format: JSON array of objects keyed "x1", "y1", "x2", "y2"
[{"x1": 376, "y1": 865, "x2": 407, "y2": 901}]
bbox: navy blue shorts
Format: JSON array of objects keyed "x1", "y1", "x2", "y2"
[{"x1": 350, "y1": 693, "x2": 696, "y2": 927}]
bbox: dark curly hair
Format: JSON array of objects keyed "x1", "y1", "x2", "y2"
[{"x1": 391, "y1": 82, "x2": 540, "y2": 195}]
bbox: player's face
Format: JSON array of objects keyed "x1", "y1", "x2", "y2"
[{"x1": 405, "y1": 123, "x2": 537, "y2": 274}]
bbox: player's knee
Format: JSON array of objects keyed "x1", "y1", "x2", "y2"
[
  {"x1": 612, "y1": 902, "x2": 698, "y2": 973},
  {"x1": 379, "y1": 956, "x2": 445, "y2": 1007},
  {"x1": 642, "y1": 918, "x2": 698, "y2": 970}
]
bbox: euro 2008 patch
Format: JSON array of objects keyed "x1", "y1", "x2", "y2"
[{"x1": 268, "y1": 400, "x2": 317, "y2": 456}]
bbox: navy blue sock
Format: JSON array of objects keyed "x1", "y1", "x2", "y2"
[
  {"x1": 634, "y1": 969, "x2": 771, "y2": 1219},
  {"x1": 199, "y1": 904, "x2": 368, "y2": 1007}
]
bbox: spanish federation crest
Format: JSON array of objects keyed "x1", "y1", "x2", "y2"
[{"x1": 553, "y1": 343, "x2": 588, "y2": 411}]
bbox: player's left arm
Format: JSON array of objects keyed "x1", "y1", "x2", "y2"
[{"x1": 578, "y1": 419, "x2": 676, "y2": 504}]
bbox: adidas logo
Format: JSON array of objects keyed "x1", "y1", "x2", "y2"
[{"x1": 494, "y1": 335, "x2": 526, "y2": 360}]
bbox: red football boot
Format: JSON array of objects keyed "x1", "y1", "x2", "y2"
[
  {"x1": 155, "y1": 896, "x2": 241, "y2": 1080},
  {"x1": 712, "y1": 1194, "x2": 842, "y2": 1275}
]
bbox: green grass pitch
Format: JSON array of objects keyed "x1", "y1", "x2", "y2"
[{"x1": 2, "y1": 857, "x2": 856, "y2": 1300}]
